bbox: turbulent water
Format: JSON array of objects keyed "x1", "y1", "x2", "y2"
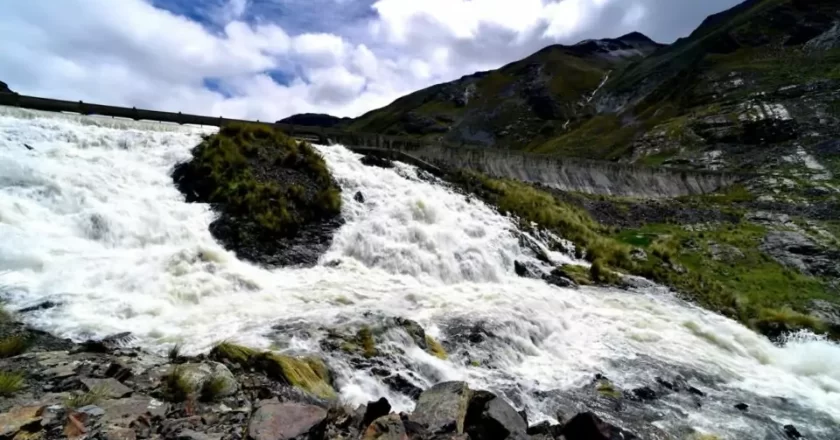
[{"x1": 1, "y1": 107, "x2": 839, "y2": 439}]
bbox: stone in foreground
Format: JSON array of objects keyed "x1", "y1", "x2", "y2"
[
  {"x1": 248, "y1": 401, "x2": 328, "y2": 440},
  {"x1": 411, "y1": 381, "x2": 472, "y2": 434}
]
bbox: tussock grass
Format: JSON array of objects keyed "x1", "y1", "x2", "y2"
[
  {"x1": 0, "y1": 371, "x2": 25, "y2": 396},
  {"x1": 0, "y1": 335, "x2": 29, "y2": 358},
  {"x1": 168, "y1": 343, "x2": 182, "y2": 362},
  {"x1": 161, "y1": 365, "x2": 195, "y2": 402},
  {"x1": 65, "y1": 386, "x2": 107, "y2": 409},
  {"x1": 181, "y1": 123, "x2": 341, "y2": 236}
]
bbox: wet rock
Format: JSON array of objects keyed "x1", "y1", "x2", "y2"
[
  {"x1": 77, "y1": 405, "x2": 106, "y2": 417},
  {"x1": 79, "y1": 332, "x2": 134, "y2": 353},
  {"x1": 176, "y1": 429, "x2": 223, "y2": 440},
  {"x1": 543, "y1": 271, "x2": 576, "y2": 289},
  {"x1": 783, "y1": 424, "x2": 803, "y2": 439},
  {"x1": 104, "y1": 426, "x2": 137, "y2": 440},
  {"x1": 17, "y1": 301, "x2": 59, "y2": 314},
  {"x1": 362, "y1": 414, "x2": 407, "y2": 440},
  {"x1": 687, "y1": 386, "x2": 705, "y2": 397},
  {"x1": 561, "y1": 412, "x2": 637, "y2": 440},
  {"x1": 0, "y1": 405, "x2": 45, "y2": 438},
  {"x1": 80, "y1": 377, "x2": 133, "y2": 399},
  {"x1": 384, "y1": 375, "x2": 423, "y2": 400},
  {"x1": 362, "y1": 397, "x2": 392, "y2": 428},
  {"x1": 411, "y1": 381, "x2": 472, "y2": 434},
  {"x1": 630, "y1": 387, "x2": 657, "y2": 402},
  {"x1": 514, "y1": 260, "x2": 541, "y2": 279},
  {"x1": 734, "y1": 403, "x2": 749, "y2": 412},
  {"x1": 354, "y1": 191, "x2": 366, "y2": 203},
  {"x1": 361, "y1": 155, "x2": 395, "y2": 169},
  {"x1": 464, "y1": 390, "x2": 527, "y2": 440},
  {"x1": 248, "y1": 401, "x2": 328, "y2": 440},
  {"x1": 526, "y1": 421, "x2": 559, "y2": 437}
]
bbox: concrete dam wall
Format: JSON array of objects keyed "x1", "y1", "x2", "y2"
[
  {"x1": 396, "y1": 145, "x2": 741, "y2": 198},
  {"x1": 1, "y1": 92, "x2": 741, "y2": 198}
]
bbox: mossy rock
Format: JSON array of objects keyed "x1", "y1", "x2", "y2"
[
  {"x1": 425, "y1": 335, "x2": 448, "y2": 360},
  {"x1": 210, "y1": 342, "x2": 337, "y2": 400},
  {"x1": 172, "y1": 123, "x2": 342, "y2": 267},
  {"x1": 257, "y1": 353, "x2": 337, "y2": 400}
]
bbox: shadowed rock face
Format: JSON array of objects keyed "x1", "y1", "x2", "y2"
[
  {"x1": 0, "y1": 80, "x2": 11, "y2": 93},
  {"x1": 277, "y1": 113, "x2": 350, "y2": 128}
]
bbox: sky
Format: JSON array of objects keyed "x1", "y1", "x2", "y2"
[{"x1": 1, "y1": 0, "x2": 743, "y2": 121}]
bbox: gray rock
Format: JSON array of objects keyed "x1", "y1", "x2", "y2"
[
  {"x1": 81, "y1": 377, "x2": 133, "y2": 399},
  {"x1": 465, "y1": 390, "x2": 527, "y2": 440},
  {"x1": 0, "y1": 405, "x2": 44, "y2": 438},
  {"x1": 630, "y1": 248, "x2": 648, "y2": 262},
  {"x1": 174, "y1": 362, "x2": 238, "y2": 398},
  {"x1": 760, "y1": 230, "x2": 840, "y2": 278},
  {"x1": 362, "y1": 414, "x2": 407, "y2": 440},
  {"x1": 104, "y1": 426, "x2": 137, "y2": 440},
  {"x1": 708, "y1": 242, "x2": 745, "y2": 262},
  {"x1": 412, "y1": 381, "x2": 472, "y2": 434},
  {"x1": 247, "y1": 401, "x2": 328, "y2": 440},
  {"x1": 177, "y1": 429, "x2": 223, "y2": 440},
  {"x1": 77, "y1": 404, "x2": 106, "y2": 417},
  {"x1": 97, "y1": 395, "x2": 168, "y2": 427}
]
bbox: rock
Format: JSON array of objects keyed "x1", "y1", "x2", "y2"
[
  {"x1": 630, "y1": 248, "x2": 648, "y2": 262},
  {"x1": 383, "y1": 375, "x2": 423, "y2": 400},
  {"x1": 362, "y1": 414, "x2": 407, "y2": 440},
  {"x1": 561, "y1": 412, "x2": 637, "y2": 440},
  {"x1": 630, "y1": 387, "x2": 657, "y2": 402},
  {"x1": 77, "y1": 405, "x2": 106, "y2": 417},
  {"x1": 513, "y1": 260, "x2": 541, "y2": 279},
  {"x1": 174, "y1": 362, "x2": 238, "y2": 398},
  {"x1": 543, "y1": 270, "x2": 576, "y2": 288},
  {"x1": 104, "y1": 426, "x2": 137, "y2": 440},
  {"x1": 526, "y1": 421, "x2": 555, "y2": 436},
  {"x1": 81, "y1": 377, "x2": 133, "y2": 399},
  {"x1": 759, "y1": 231, "x2": 840, "y2": 278},
  {"x1": 177, "y1": 429, "x2": 223, "y2": 440},
  {"x1": 708, "y1": 242, "x2": 745, "y2": 262},
  {"x1": 362, "y1": 397, "x2": 392, "y2": 428},
  {"x1": 687, "y1": 386, "x2": 705, "y2": 397},
  {"x1": 514, "y1": 261, "x2": 528, "y2": 277},
  {"x1": 247, "y1": 401, "x2": 328, "y2": 440},
  {"x1": 411, "y1": 381, "x2": 472, "y2": 434},
  {"x1": 0, "y1": 80, "x2": 11, "y2": 93},
  {"x1": 734, "y1": 403, "x2": 749, "y2": 412},
  {"x1": 354, "y1": 191, "x2": 366, "y2": 203},
  {"x1": 97, "y1": 396, "x2": 168, "y2": 427},
  {"x1": 783, "y1": 424, "x2": 803, "y2": 439},
  {"x1": 0, "y1": 405, "x2": 45, "y2": 438},
  {"x1": 464, "y1": 390, "x2": 527, "y2": 440},
  {"x1": 361, "y1": 155, "x2": 395, "y2": 169},
  {"x1": 17, "y1": 301, "x2": 59, "y2": 314}
]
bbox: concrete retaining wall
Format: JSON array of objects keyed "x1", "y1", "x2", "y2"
[{"x1": 399, "y1": 145, "x2": 740, "y2": 198}]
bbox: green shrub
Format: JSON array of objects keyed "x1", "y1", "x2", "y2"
[
  {"x1": 168, "y1": 343, "x2": 182, "y2": 362},
  {"x1": 0, "y1": 371, "x2": 25, "y2": 396}
]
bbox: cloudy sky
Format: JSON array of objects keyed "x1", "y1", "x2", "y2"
[{"x1": 2, "y1": 0, "x2": 741, "y2": 120}]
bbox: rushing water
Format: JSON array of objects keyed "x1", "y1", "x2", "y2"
[{"x1": 1, "y1": 107, "x2": 839, "y2": 439}]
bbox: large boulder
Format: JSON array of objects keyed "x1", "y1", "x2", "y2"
[
  {"x1": 411, "y1": 382, "x2": 472, "y2": 434},
  {"x1": 464, "y1": 390, "x2": 528, "y2": 440},
  {"x1": 362, "y1": 414, "x2": 407, "y2": 440},
  {"x1": 561, "y1": 412, "x2": 637, "y2": 440},
  {"x1": 0, "y1": 80, "x2": 11, "y2": 93},
  {"x1": 247, "y1": 402, "x2": 327, "y2": 440},
  {"x1": 172, "y1": 123, "x2": 343, "y2": 267}
]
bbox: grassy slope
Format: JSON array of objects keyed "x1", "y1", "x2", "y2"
[{"x1": 452, "y1": 171, "x2": 837, "y2": 338}]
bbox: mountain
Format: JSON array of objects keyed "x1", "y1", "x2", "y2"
[
  {"x1": 346, "y1": 32, "x2": 663, "y2": 150},
  {"x1": 346, "y1": 0, "x2": 840, "y2": 172},
  {"x1": 0, "y1": 80, "x2": 12, "y2": 93},
  {"x1": 277, "y1": 113, "x2": 350, "y2": 128}
]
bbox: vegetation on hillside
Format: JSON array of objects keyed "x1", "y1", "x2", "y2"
[{"x1": 451, "y1": 170, "x2": 838, "y2": 339}]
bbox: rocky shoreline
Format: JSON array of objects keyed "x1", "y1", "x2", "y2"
[{"x1": 2, "y1": 311, "x2": 819, "y2": 440}]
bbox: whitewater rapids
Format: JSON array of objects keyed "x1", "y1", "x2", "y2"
[{"x1": 1, "y1": 107, "x2": 839, "y2": 439}]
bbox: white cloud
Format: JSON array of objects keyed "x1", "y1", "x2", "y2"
[{"x1": 0, "y1": 0, "x2": 743, "y2": 121}]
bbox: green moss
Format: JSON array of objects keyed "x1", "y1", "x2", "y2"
[
  {"x1": 200, "y1": 374, "x2": 231, "y2": 402},
  {"x1": 182, "y1": 123, "x2": 341, "y2": 237},
  {"x1": 425, "y1": 335, "x2": 448, "y2": 360},
  {"x1": 0, "y1": 371, "x2": 25, "y2": 397},
  {"x1": 0, "y1": 335, "x2": 28, "y2": 358},
  {"x1": 357, "y1": 326, "x2": 377, "y2": 358},
  {"x1": 161, "y1": 365, "x2": 195, "y2": 402},
  {"x1": 211, "y1": 341, "x2": 258, "y2": 366},
  {"x1": 259, "y1": 353, "x2": 337, "y2": 399},
  {"x1": 595, "y1": 379, "x2": 621, "y2": 399}
]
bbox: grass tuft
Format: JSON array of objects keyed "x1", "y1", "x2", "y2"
[
  {"x1": 425, "y1": 335, "x2": 448, "y2": 360},
  {"x1": 161, "y1": 365, "x2": 195, "y2": 402},
  {"x1": 65, "y1": 386, "x2": 107, "y2": 409},
  {"x1": 0, "y1": 335, "x2": 29, "y2": 358},
  {"x1": 168, "y1": 343, "x2": 182, "y2": 362},
  {"x1": 0, "y1": 371, "x2": 25, "y2": 396}
]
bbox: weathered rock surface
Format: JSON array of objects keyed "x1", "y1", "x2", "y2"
[
  {"x1": 411, "y1": 381, "x2": 472, "y2": 434},
  {"x1": 247, "y1": 402, "x2": 327, "y2": 440},
  {"x1": 760, "y1": 230, "x2": 840, "y2": 278}
]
